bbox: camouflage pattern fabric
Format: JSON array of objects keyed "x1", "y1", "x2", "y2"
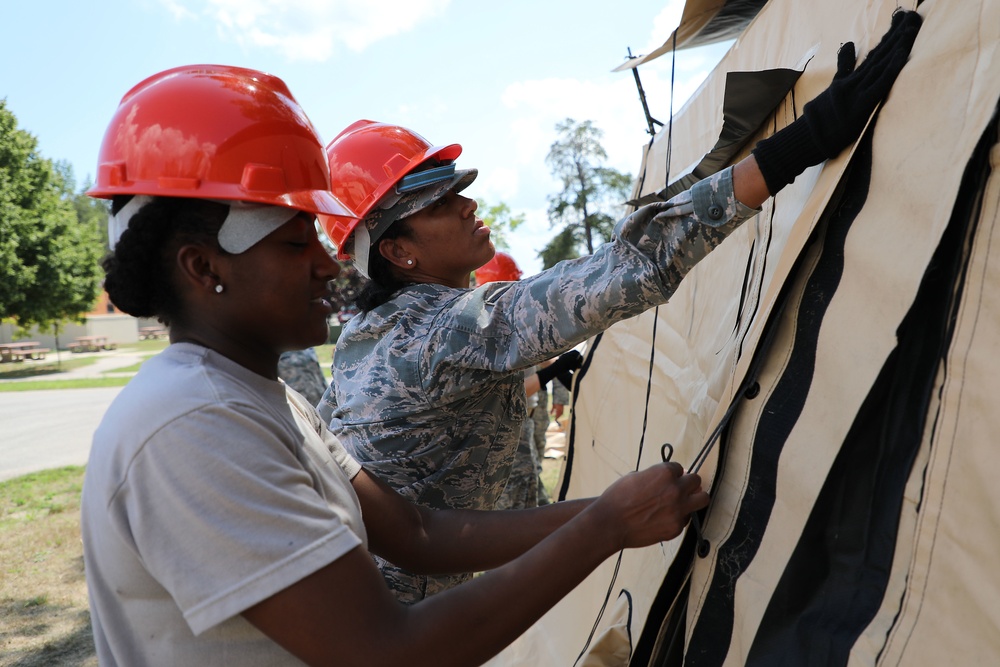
[
  {"x1": 531, "y1": 384, "x2": 551, "y2": 505},
  {"x1": 532, "y1": 384, "x2": 550, "y2": 462},
  {"x1": 318, "y1": 166, "x2": 756, "y2": 602},
  {"x1": 551, "y1": 378, "x2": 570, "y2": 409},
  {"x1": 277, "y1": 349, "x2": 328, "y2": 407},
  {"x1": 497, "y1": 367, "x2": 541, "y2": 511}
]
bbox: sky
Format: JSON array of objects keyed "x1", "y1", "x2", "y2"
[{"x1": 2, "y1": 0, "x2": 730, "y2": 275}]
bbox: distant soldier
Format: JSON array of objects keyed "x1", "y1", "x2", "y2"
[{"x1": 277, "y1": 348, "x2": 327, "y2": 407}]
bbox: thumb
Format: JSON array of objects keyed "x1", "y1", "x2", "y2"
[{"x1": 833, "y1": 41, "x2": 857, "y2": 81}]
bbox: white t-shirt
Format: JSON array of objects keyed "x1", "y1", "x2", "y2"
[{"x1": 81, "y1": 343, "x2": 367, "y2": 666}]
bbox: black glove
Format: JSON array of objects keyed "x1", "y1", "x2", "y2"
[
  {"x1": 536, "y1": 350, "x2": 583, "y2": 388},
  {"x1": 752, "y1": 9, "x2": 922, "y2": 195}
]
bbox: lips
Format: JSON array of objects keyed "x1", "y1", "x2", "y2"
[{"x1": 310, "y1": 294, "x2": 334, "y2": 314}]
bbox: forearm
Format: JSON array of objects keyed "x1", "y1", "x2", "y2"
[
  {"x1": 732, "y1": 154, "x2": 772, "y2": 209},
  {"x1": 396, "y1": 504, "x2": 621, "y2": 667},
  {"x1": 359, "y1": 466, "x2": 593, "y2": 573},
  {"x1": 387, "y1": 498, "x2": 593, "y2": 574}
]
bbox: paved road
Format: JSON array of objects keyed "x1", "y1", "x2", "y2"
[
  {"x1": 0, "y1": 350, "x2": 140, "y2": 483},
  {"x1": 0, "y1": 386, "x2": 123, "y2": 482}
]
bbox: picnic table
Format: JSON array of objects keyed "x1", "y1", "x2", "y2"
[
  {"x1": 138, "y1": 326, "x2": 168, "y2": 340},
  {"x1": 0, "y1": 341, "x2": 50, "y2": 362},
  {"x1": 68, "y1": 336, "x2": 118, "y2": 353}
]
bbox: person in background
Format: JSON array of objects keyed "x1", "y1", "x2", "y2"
[
  {"x1": 551, "y1": 376, "x2": 571, "y2": 427},
  {"x1": 278, "y1": 348, "x2": 328, "y2": 406},
  {"x1": 316, "y1": 9, "x2": 922, "y2": 604},
  {"x1": 79, "y1": 63, "x2": 709, "y2": 667},
  {"x1": 532, "y1": 351, "x2": 580, "y2": 501}
]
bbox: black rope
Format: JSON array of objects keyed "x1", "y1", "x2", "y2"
[
  {"x1": 576, "y1": 32, "x2": 681, "y2": 662},
  {"x1": 664, "y1": 30, "x2": 677, "y2": 191}
]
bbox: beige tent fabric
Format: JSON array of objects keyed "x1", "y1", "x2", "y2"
[
  {"x1": 576, "y1": 590, "x2": 634, "y2": 667},
  {"x1": 694, "y1": 2, "x2": 1000, "y2": 663},
  {"x1": 870, "y1": 133, "x2": 1000, "y2": 665},
  {"x1": 611, "y1": 0, "x2": 765, "y2": 71},
  {"x1": 490, "y1": 0, "x2": 1000, "y2": 664}
]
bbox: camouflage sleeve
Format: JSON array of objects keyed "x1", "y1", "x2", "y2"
[{"x1": 473, "y1": 166, "x2": 757, "y2": 367}]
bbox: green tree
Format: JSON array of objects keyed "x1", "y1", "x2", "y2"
[
  {"x1": 0, "y1": 100, "x2": 105, "y2": 331},
  {"x1": 475, "y1": 198, "x2": 525, "y2": 251},
  {"x1": 543, "y1": 118, "x2": 633, "y2": 267}
]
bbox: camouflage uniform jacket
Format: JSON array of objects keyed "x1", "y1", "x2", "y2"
[
  {"x1": 318, "y1": 167, "x2": 756, "y2": 601},
  {"x1": 277, "y1": 348, "x2": 328, "y2": 407}
]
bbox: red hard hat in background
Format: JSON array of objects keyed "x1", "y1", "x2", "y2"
[
  {"x1": 319, "y1": 120, "x2": 463, "y2": 259},
  {"x1": 87, "y1": 64, "x2": 354, "y2": 221},
  {"x1": 475, "y1": 251, "x2": 523, "y2": 284}
]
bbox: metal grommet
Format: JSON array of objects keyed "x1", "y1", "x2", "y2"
[
  {"x1": 744, "y1": 381, "x2": 760, "y2": 399},
  {"x1": 697, "y1": 538, "x2": 711, "y2": 558}
]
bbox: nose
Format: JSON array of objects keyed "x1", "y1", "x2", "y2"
[
  {"x1": 460, "y1": 194, "x2": 478, "y2": 217},
  {"x1": 314, "y1": 240, "x2": 341, "y2": 281}
]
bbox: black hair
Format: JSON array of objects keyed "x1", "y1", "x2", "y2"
[
  {"x1": 354, "y1": 218, "x2": 415, "y2": 312},
  {"x1": 102, "y1": 196, "x2": 229, "y2": 326}
]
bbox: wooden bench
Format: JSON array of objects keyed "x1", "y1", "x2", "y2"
[
  {"x1": 1, "y1": 341, "x2": 43, "y2": 362},
  {"x1": 25, "y1": 348, "x2": 50, "y2": 361},
  {"x1": 138, "y1": 326, "x2": 168, "y2": 340}
]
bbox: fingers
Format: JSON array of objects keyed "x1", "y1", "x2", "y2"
[
  {"x1": 862, "y1": 9, "x2": 922, "y2": 69},
  {"x1": 662, "y1": 460, "x2": 684, "y2": 478},
  {"x1": 834, "y1": 42, "x2": 857, "y2": 81}
]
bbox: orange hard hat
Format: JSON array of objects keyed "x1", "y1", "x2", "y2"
[
  {"x1": 87, "y1": 64, "x2": 354, "y2": 222},
  {"x1": 475, "y1": 251, "x2": 523, "y2": 284},
  {"x1": 319, "y1": 120, "x2": 465, "y2": 260}
]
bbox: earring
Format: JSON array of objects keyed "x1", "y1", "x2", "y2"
[
  {"x1": 406, "y1": 259, "x2": 414, "y2": 266},
  {"x1": 214, "y1": 284, "x2": 224, "y2": 294}
]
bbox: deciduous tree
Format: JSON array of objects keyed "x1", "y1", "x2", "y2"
[
  {"x1": 0, "y1": 100, "x2": 105, "y2": 331},
  {"x1": 543, "y1": 119, "x2": 633, "y2": 266}
]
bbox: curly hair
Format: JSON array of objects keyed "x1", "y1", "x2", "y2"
[
  {"x1": 102, "y1": 196, "x2": 229, "y2": 326},
  {"x1": 354, "y1": 218, "x2": 416, "y2": 312}
]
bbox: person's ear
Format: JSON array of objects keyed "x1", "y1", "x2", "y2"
[
  {"x1": 176, "y1": 244, "x2": 226, "y2": 295},
  {"x1": 378, "y1": 237, "x2": 416, "y2": 270}
]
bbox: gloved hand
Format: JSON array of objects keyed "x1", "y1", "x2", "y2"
[
  {"x1": 536, "y1": 350, "x2": 584, "y2": 389},
  {"x1": 751, "y1": 9, "x2": 923, "y2": 195}
]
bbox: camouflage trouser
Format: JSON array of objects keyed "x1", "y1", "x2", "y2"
[
  {"x1": 495, "y1": 417, "x2": 539, "y2": 510},
  {"x1": 532, "y1": 387, "x2": 550, "y2": 464},
  {"x1": 530, "y1": 398, "x2": 552, "y2": 506}
]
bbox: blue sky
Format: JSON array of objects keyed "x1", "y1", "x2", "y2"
[{"x1": 3, "y1": 0, "x2": 729, "y2": 274}]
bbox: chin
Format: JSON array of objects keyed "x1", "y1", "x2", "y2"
[{"x1": 302, "y1": 324, "x2": 330, "y2": 348}]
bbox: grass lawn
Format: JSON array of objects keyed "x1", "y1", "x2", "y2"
[
  {"x1": 0, "y1": 340, "x2": 168, "y2": 392},
  {"x1": 0, "y1": 467, "x2": 95, "y2": 666},
  {"x1": 0, "y1": 357, "x2": 98, "y2": 381}
]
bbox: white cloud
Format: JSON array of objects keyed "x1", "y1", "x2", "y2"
[
  {"x1": 644, "y1": 1, "x2": 686, "y2": 54},
  {"x1": 490, "y1": 32, "x2": 730, "y2": 274},
  {"x1": 159, "y1": 0, "x2": 197, "y2": 21},
  {"x1": 477, "y1": 166, "x2": 521, "y2": 203},
  {"x1": 161, "y1": 0, "x2": 451, "y2": 61}
]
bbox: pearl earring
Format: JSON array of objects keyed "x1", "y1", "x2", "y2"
[
  {"x1": 406, "y1": 259, "x2": 414, "y2": 266},
  {"x1": 214, "y1": 284, "x2": 224, "y2": 294}
]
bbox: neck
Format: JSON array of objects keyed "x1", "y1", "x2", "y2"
[{"x1": 169, "y1": 328, "x2": 280, "y2": 381}]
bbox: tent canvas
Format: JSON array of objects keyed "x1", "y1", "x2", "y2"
[{"x1": 488, "y1": 0, "x2": 1000, "y2": 664}]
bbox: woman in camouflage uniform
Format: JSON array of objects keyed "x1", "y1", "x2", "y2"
[{"x1": 317, "y1": 10, "x2": 922, "y2": 604}]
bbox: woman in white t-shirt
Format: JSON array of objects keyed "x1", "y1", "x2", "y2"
[{"x1": 80, "y1": 64, "x2": 708, "y2": 667}]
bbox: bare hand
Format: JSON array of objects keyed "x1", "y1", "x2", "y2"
[{"x1": 591, "y1": 462, "x2": 709, "y2": 550}]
